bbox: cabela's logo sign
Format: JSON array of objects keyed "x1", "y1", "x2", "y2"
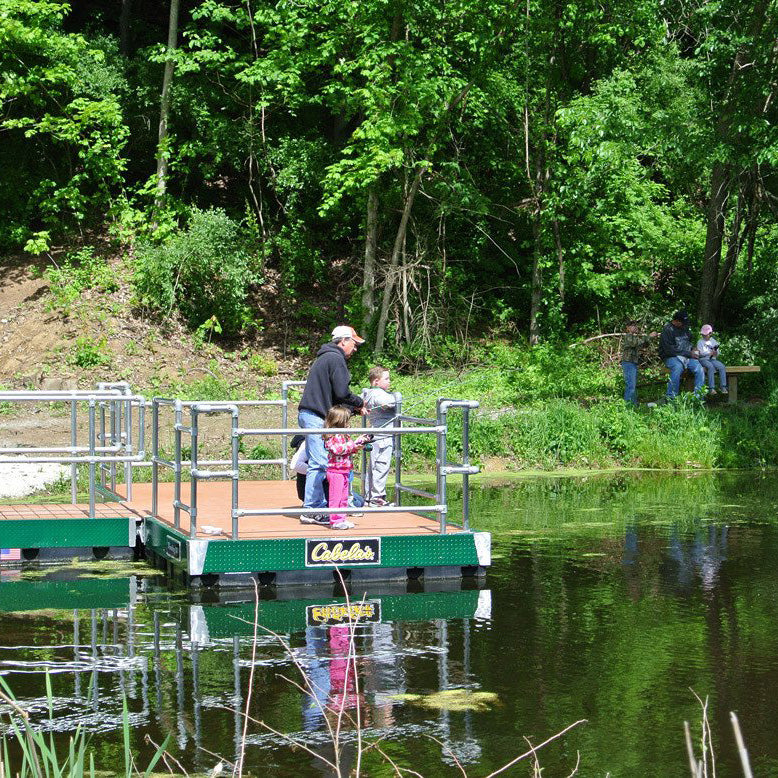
[
  {"x1": 305, "y1": 538, "x2": 381, "y2": 567},
  {"x1": 306, "y1": 601, "x2": 382, "y2": 626}
]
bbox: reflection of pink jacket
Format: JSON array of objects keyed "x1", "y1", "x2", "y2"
[
  {"x1": 328, "y1": 626, "x2": 358, "y2": 711},
  {"x1": 324, "y1": 434, "x2": 368, "y2": 473}
]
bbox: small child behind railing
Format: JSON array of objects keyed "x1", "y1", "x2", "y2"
[
  {"x1": 361, "y1": 366, "x2": 397, "y2": 507},
  {"x1": 322, "y1": 405, "x2": 372, "y2": 530}
]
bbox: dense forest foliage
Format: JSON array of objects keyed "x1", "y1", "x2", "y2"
[{"x1": 2, "y1": 0, "x2": 777, "y2": 358}]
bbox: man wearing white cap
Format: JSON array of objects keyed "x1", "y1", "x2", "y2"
[{"x1": 297, "y1": 326, "x2": 366, "y2": 525}]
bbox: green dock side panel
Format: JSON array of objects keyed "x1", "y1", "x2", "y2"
[
  {"x1": 201, "y1": 533, "x2": 480, "y2": 573},
  {"x1": 0, "y1": 577, "x2": 132, "y2": 612},
  {"x1": 190, "y1": 590, "x2": 483, "y2": 638},
  {"x1": 144, "y1": 517, "x2": 190, "y2": 565},
  {"x1": 2, "y1": 517, "x2": 136, "y2": 549},
  {"x1": 144, "y1": 516, "x2": 481, "y2": 574}
]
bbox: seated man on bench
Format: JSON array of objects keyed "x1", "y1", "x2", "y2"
[{"x1": 659, "y1": 309, "x2": 704, "y2": 399}]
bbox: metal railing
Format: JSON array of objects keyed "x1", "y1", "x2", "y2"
[
  {"x1": 0, "y1": 381, "x2": 478, "y2": 538},
  {"x1": 0, "y1": 387, "x2": 146, "y2": 516},
  {"x1": 148, "y1": 382, "x2": 479, "y2": 539},
  {"x1": 150, "y1": 394, "x2": 293, "y2": 536}
]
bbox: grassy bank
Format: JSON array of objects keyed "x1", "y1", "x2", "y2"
[
  {"x1": 397, "y1": 392, "x2": 778, "y2": 470},
  {"x1": 107, "y1": 345, "x2": 778, "y2": 473},
  {"x1": 381, "y1": 344, "x2": 775, "y2": 470}
]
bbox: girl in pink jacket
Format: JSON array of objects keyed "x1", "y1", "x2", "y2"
[{"x1": 323, "y1": 405, "x2": 371, "y2": 530}]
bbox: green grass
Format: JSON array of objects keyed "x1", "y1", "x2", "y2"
[
  {"x1": 0, "y1": 674, "x2": 168, "y2": 777},
  {"x1": 378, "y1": 342, "x2": 774, "y2": 471}
]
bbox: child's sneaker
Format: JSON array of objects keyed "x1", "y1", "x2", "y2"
[
  {"x1": 300, "y1": 514, "x2": 329, "y2": 526},
  {"x1": 709, "y1": 388, "x2": 717, "y2": 396},
  {"x1": 330, "y1": 519, "x2": 355, "y2": 530},
  {"x1": 720, "y1": 387, "x2": 729, "y2": 394},
  {"x1": 369, "y1": 497, "x2": 394, "y2": 507}
]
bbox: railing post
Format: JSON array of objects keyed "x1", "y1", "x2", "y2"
[
  {"x1": 231, "y1": 408, "x2": 240, "y2": 539},
  {"x1": 462, "y1": 406, "x2": 471, "y2": 532},
  {"x1": 99, "y1": 401, "x2": 106, "y2": 489},
  {"x1": 281, "y1": 382, "x2": 289, "y2": 480},
  {"x1": 124, "y1": 390, "x2": 133, "y2": 500},
  {"x1": 190, "y1": 406, "x2": 199, "y2": 538},
  {"x1": 393, "y1": 392, "x2": 402, "y2": 507},
  {"x1": 70, "y1": 398, "x2": 78, "y2": 505},
  {"x1": 436, "y1": 399, "x2": 448, "y2": 534},
  {"x1": 151, "y1": 400, "x2": 159, "y2": 518},
  {"x1": 174, "y1": 401, "x2": 182, "y2": 529},
  {"x1": 109, "y1": 399, "x2": 118, "y2": 493},
  {"x1": 88, "y1": 398, "x2": 96, "y2": 518},
  {"x1": 112, "y1": 397, "x2": 121, "y2": 494}
]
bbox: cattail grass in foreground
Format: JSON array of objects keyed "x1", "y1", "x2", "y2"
[{"x1": 0, "y1": 674, "x2": 168, "y2": 778}]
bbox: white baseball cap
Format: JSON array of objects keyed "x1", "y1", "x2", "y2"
[{"x1": 331, "y1": 325, "x2": 365, "y2": 344}]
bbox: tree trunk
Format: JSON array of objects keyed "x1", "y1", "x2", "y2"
[
  {"x1": 697, "y1": 161, "x2": 729, "y2": 324},
  {"x1": 120, "y1": 0, "x2": 132, "y2": 56},
  {"x1": 712, "y1": 185, "x2": 745, "y2": 319},
  {"x1": 361, "y1": 186, "x2": 379, "y2": 329},
  {"x1": 529, "y1": 209, "x2": 543, "y2": 346},
  {"x1": 375, "y1": 168, "x2": 424, "y2": 355},
  {"x1": 698, "y1": 0, "x2": 771, "y2": 321},
  {"x1": 154, "y1": 0, "x2": 180, "y2": 208},
  {"x1": 552, "y1": 216, "x2": 564, "y2": 303}
]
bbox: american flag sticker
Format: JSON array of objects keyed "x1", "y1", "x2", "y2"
[{"x1": 1, "y1": 549, "x2": 21, "y2": 561}]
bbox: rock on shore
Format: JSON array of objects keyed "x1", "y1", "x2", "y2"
[{"x1": 0, "y1": 459, "x2": 69, "y2": 498}]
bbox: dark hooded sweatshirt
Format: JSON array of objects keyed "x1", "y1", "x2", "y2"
[
  {"x1": 298, "y1": 343, "x2": 364, "y2": 419},
  {"x1": 658, "y1": 322, "x2": 694, "y2": 359}
]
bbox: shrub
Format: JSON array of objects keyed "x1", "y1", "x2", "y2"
[
  {"x1": 68, "y1": 335, "x2": 112, "y2": 368},
  {"x1": 249, "y1": 353, "x2": 279, "y2": 376},
  {"x1": 44, "y1": 247, "x2": 118, "y2": 314},
  {"x1": 132, "y1": 207, "x2": 260, "y2": 336}
]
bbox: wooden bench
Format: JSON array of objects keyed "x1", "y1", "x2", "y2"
[{"x1": 663, "y1": 364, "x2": 761, "y2": 403}]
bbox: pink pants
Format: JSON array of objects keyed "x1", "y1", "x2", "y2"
[{"x1": 326, "y1": 469, "x2": 350, "y2": 524}]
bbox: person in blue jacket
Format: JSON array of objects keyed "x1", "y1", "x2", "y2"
[
  {"x1": 658, "y1": 310, "x2": 704, "y2": 399},
  {"x1": 297, "y1": 326, "x2": 366, "y2": 525}
]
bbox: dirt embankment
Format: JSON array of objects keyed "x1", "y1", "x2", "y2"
[
  {"x1": 0, "y1": 251, "x2": 311, "y2": 392},
  {"x1": 0, "y1": 250, "x2": 308, "y2": 463}
]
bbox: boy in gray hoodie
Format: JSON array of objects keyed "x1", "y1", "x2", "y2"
[{"x1": 361, "y1": 366, "x2": 397, "y2": 506}]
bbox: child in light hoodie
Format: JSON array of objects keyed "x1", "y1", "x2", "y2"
[
  {"x1": 696, "y1": 325, "x2": 728, "y2": 395},
  {"x1": 361, "y1": 366, "x2": 397, "y2": 506},
  {"x1": 323, "y1": 405, "x2": 372, "y2": 530}
]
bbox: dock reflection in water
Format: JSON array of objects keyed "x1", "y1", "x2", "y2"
[{"x1": 0, "y1": 570, "x2": 491, "y2": 773}]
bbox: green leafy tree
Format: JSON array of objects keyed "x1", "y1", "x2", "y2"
[{"x1": 0, "y1": 0, "x2": 129, "y2": 248}]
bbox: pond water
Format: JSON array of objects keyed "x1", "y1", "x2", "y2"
[{"x1": 2, "y1": 471, "x2": 778, "y2": 776}]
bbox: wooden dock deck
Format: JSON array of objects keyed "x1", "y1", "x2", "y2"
[
  {"x1": 1, "y1": 480, "x2": 490, "y2": 584},
  {"x1": 128, "y1": 480, "x2": 457, "y2": 539}
]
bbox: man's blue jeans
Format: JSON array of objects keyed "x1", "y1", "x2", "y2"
[
  {"x1": 622, "y1": 360, "x2": 638, "y2": 405},
  {"x1": 298, "y1": 410, "x2": 327, "y2": 510},
  {"x1": 664, "y1": 357, "x2": 704, "y2": 398}
]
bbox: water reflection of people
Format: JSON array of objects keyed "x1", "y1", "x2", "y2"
[
  {"x1": 693, "y1": 525, "x2": 728, "y2": 592},
  {"x1": 664, "y1": 525, "x2": 729, "y2": 593},
  {"x1": 302, "y1": 627, "x2": 330, "y2": 730},
  {"x1": 302, "y1": 618, "x2": 400, "y2": 733}
]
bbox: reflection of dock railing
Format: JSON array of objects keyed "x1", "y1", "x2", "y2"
[
  {"x1": 0, "y1": 385, "x2": 146, "y2": 516},
  {"x1": 149, "y1": 381, "x2": 479, "y2": 539}
]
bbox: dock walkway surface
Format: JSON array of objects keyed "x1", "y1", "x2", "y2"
[
  {"x1": 0, "y1": 480, "x2": 456, "y2": 538},
  {"x1": 129, "y1": 480, "x2": 459, "y2": 539}
]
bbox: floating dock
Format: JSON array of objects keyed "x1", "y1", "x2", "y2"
[{"x1": 0, "y1": 383, "x2": 490, "y2": 585}]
